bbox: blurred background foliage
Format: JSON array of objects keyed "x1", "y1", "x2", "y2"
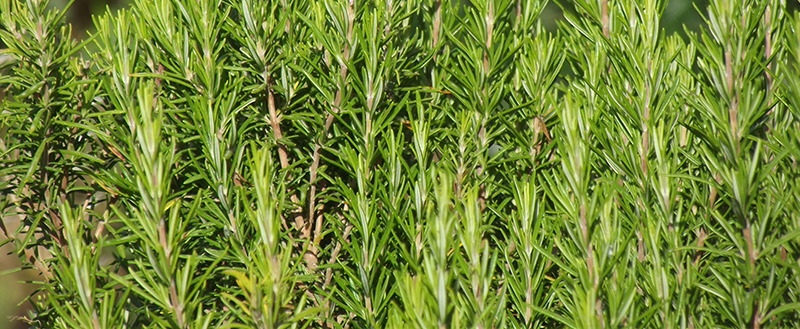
[{"x1": 50, "y1": 0, "x2": 712, "y2": 39}]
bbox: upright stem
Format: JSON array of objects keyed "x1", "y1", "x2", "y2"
[
  {"x1": 266, "y1": 82, "x2": 299, "y2": 236},
  {"x1": 601, "y1": 0, "x2": 609, "y2": 38},
  {"x1": 307, "y1": 0, "x2": 354, "y2": 272}
]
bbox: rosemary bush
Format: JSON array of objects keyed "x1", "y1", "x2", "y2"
[{"x1": 2, "y1": 0, "x2": 800, "y2": 327}]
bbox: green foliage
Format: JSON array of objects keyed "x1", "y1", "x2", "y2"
[{"x1": 2, "y1": 0, "x2": 800, "y2": 327}]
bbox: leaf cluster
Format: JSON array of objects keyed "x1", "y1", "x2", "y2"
[{"x1": 2, "y1": 0, "x2": 800, "y2": 328}]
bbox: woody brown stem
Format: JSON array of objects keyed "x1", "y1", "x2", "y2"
[
  {"x1": 267, "y1": 86, "x2": 289, "y2": 170},
  {"x1": 693, "y1": 228, "x2": 706, "y2": 267},
  {"x1": 601, "y1": 0, "x2": 609, "y2": 38},
  {"x1": 306, "y1": 3, "x2": 356, "y2": 319},
  {"x1": 308, "y1": 0, "x2": 353, "y2": 247},
  {"x1": 266, "y1": 85, "x2": 302, "y2": 236},
  {"x1": 324, "y1": 218, "x2": 354, "y2": 288},
  {"x1": 433, "y1": 0, "x2": 441, "y2": 49}
]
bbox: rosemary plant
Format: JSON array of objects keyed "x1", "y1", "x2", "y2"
[{"x1": 2, "y1": 0, "x2": 800, "y2": 327}]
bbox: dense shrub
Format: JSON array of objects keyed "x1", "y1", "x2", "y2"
[{"x1": 2, "y1": 0, "x2": 800, "y2": 327}]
